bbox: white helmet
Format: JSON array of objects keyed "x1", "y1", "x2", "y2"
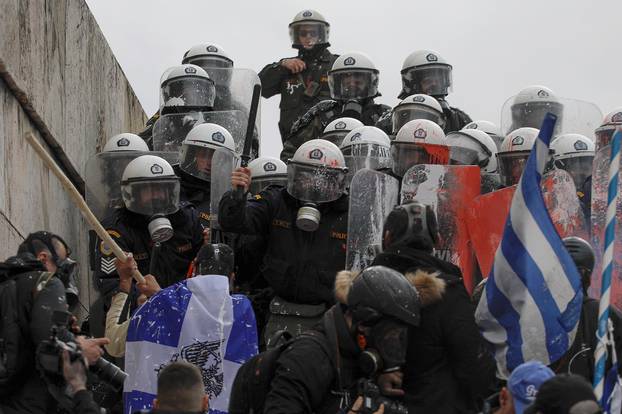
[
  {"x1": 340, "y1": 126, "x2": 392, "y2": 181},
  {"x1": 287, "y1": 139, "x2": 347, "y2": 203},
  {"x1": 179, "y1": 123, "x2": 236, "y2": 182},
  {"x1": 328, "y1": 52, "x2": 379, "y2": 101},
  {"x1": 595, "y1": 107, "x2": 622, "y2": 151},
  {"x1": 447, "y1": 129, "x2": 498, "y2": 173},
  {"x1": 121, "y1": 155, "x2": 180, "y2": 216},
  {"x1": 392, "y1": 119, "x2": 448, "y2": 176},
  {"x1": 320, "y1": 117, "x2": 364, "y2": 146},
  {"x1": 248, "y1": 157, "x2": 288, "y2": 194},
  {"x1": 159, "y1": 64, "x2": 216, "y2": 114},
  {"x1": 497, "y1": 127, "x2": 540, "y2": 186},
  {"x1": 289, "y1": 10, "x2": 330, "y2": 49},
  {"x1": 463, "y1": 120, "x2": 504, "y2": 150},
  {"x1": 510, "y1": 85, "x2": 563, "y2": 132},
  {"x1": 392, "y1": 94, "x2": 445, "y2": 133},
  {"x1": 550, "y1": 134, "x2": 595, "y2": 191},
  {"x1": 103, "y1": 133, "x2": 149, "y2": 152},
  {"x1": 399, "y1": 50, "x2": 452, "y2": 98},
  {"x1": 182, "y1": 43, "x2": 234, "y2": 69}
]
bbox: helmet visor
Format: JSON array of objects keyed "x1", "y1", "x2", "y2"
[
  {"x1": 179, "y1": 145, "x2": 216, "y2": 182},
  {"x1": 160, "y1": 77, "x2": 216, "y2": 111},
  {"x1": 289, "y1": 22, "x2": 329, "y2": 48},
  {"x1": 121, "y1": 178, "x2": 180, "y2": 216},
  {"x1": 342, "y1": 143, "x2": 393, "y2": 184},
  {"x1": 498, "y1": 152, "x2": 530, "y2": 186},
  {"x1": 321, "y1": 131, "x2": 349, "y2": 147},
  {"x1": 392, "y1": 105, "x2": 445, "y2": 134},
  {"x1": 185, "y1": 56, "x2": 233, "y2": 70},
  {"x1": 329, "y1": 70, "x2": 379, "y2": 100},
  {"x1": 511, "y1": 101, "x2": 564, "y2": 131},
  {"x1": 553, "y1": 155, "x2": 594, "y2": 192},
  {"x1": 595, "y1": 126, "x2": 615, "y2": 152},
  {"x1": 391, "y1": 142, "x2": 449, "y2": 177},
  {"x1": 401, "y1": 64, "x2": 452, "y2": 97},
  {"x1": 448, "y1": 134, "x2": 492, "y2": 168},
  {"x1": 250, "y1": 177, "x2": 288, "y2": 195},
  {"x1": 286, "y1": 163, "x2": 346, "y2": 203}
]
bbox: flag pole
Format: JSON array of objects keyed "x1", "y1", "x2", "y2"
[{"x1": 594, "y1": 129, "x2": 622, "y2": 402}]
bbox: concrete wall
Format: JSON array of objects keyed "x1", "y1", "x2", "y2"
[{"x1": 0, "y1": 0, "x2": 146, "y2": 308}]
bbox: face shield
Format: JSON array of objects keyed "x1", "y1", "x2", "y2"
[
  {"x1": 391, "y1": 142, "x2": 449, "y2": 177},
  {"x1": 121, "y1": 177, "x2": 180, "y2": 216},
  {"x1": 511, "y1": 101, "x2": 564, "y2": 131},
  {"x1": 185, "y1": 56, "x2": 233, "y2": 70},
  {"x1": 160, "y1": 76, "x2": 216, "y2": 113},
  {"x1": 179, "y1": 145, "x2": 216, "y2": 182},
  {"x1": 392, "y1": 105, "x2": 446, "y2": 134},
  {"x1": 286, "y1": 162, "x2": 346, "y2": 203},
  {"x1": 497, "y1": 151, "x2": 530, "y2": 187},
  {"x1": 329, "y1": 70, "x2": 379, "y2": 101},
  {"x1": 401, "y1": 64, "x2": 452, "y2": 97},
  {"x1": 249, "y1": 176, "x2": 288, "y2": 195},
  {"x1": 321, "y1": 131, "x2": 350, "y2": 147},
  {"x1": 553, "y1": 155, "x2": 594, "y2": 192},
  {"x1": 342, "y1": 143, "x2": 392, "y2": 184},
  {"x1": 289, "y1": 22, "x2": 329, "y2": 49},
  {"x1": 448, "y1": 135, "x2": 492, "y2": 169},
  {"x1": 595, "y1": 126, "x2": 616, "y2": 151}
]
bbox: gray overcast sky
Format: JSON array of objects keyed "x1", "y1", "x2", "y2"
[{"x1": 86, "y1": 0, "x2": 621, "y2": 158}]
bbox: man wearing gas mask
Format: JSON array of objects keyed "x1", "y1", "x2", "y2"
[
  {"x1": 282, "y1": 52, "x2": 390, "y2": 161},
  {"x1": 260, "y1": 265, "x2": 419, "y2": 414},
  {"x1": 0, "y1": 231, "x2": 110, "y2": 414},
  {"x1": 371, "y1": 202, "x2": 496, "y2": 413},
  {"x1": 219, "y1": 139, "x2": 349, "y2": 345},
  {"x1": 94, "y1": 155, "x2": 203, "y2": 322}
]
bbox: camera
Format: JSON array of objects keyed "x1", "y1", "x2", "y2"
[
  {"x1": 357, "y1": 379, "x2": 408, "y2": 414},
  {"x1": 36, "y1": 310, "x2": 127, "y2": 391}
]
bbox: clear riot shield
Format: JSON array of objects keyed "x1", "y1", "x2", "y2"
[
  {"x1": 84, "y1": 151, "x2": 179, "y2": 220},
  {"x1": 468, "y1": 169, "x2": 588, "y2": 280},
  {"x1": 345, "y1": 169, "x2": 399, "y2": 272},
  {"x1": 209, "y1": 149, "x2": 238, "y2": 236},
  {"x1": 400, "y1": 165, "x2": 480, "y2": 293},
  {"x1": 500, "y1": 96, "x2": 602, "y2": 137},
  {"x1": 152, "y1": 110, "x2": 247, "y2": 154},
  {"x1": 591, "y1": 145, "x2": 622, "y2": 308}
]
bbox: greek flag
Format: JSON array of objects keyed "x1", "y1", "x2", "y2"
[
  {"x1": 123, "y1": 275, "x2": 258, "y2": 414},
  {"x1": 475, "y1": 114, "x2": 583, "y2": 378}
]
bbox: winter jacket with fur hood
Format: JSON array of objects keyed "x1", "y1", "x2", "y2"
[{"x1": 372, "y1": 245, "x2": 496, "y2": 414}]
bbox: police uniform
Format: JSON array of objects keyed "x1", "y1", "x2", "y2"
[
  {"x1": 95, "y1": 204, "x2": 203, "y2": 300},
  {"x1": 282, "y1": 98, "x2": 390, "y2": 161},
  {"x1": 174, "y1": 164, "x2": 212, "y2": 229},
  {"x1": 259, "y1": 47, "x2": 338, "y2": 144},
  {"x1": 218, "y1": 186, "x2": 348, "y2": 305},
  {"x1": 374, "y1": 101, "x2": 471, "y2": 136}
]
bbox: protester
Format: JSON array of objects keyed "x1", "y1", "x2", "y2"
[
  {"x1": 494, "y1": 361, "x2": 555, "y2": 414},
  {"x1": 523, "y1": 374, "x2": 601, "y2": 414},
  {"x1": 151, "y1": 362, "x2": 210, "y2": 413}
]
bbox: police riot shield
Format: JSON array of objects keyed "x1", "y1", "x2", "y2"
[
  {"x1": 209, "y1": 149, "x2": 238, "y2": 235},
  {"x1": 400, "y1": 165, "x2": 480, "y2": 292},
  {"x1": 481, "y1": 173, "x2": 502, "y2": 194},
  {"x1": 591, "y1": 145, "x2": 622, "y2": 308},
  {"x1": 152, "y1": 110, "x2": 247, "y2": 154},
  {"x1": 500, "y1": 96, "x2": 602, "y2": 137},
  {"x1": 84, "y1": 151, "x2": 179, "y2": 220},
  {"x1": 468, "y1": 169, "x2": 588, "y2": 280},
  {"x1": 345, "y1": 169, "x2": 399, "y2": 272}
]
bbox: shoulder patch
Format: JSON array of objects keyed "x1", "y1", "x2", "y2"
[{"x1": 290, "y1": 100, "x2": 339, "y2": 136}]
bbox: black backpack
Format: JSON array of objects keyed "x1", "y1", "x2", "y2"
[
  {"x1": 0, "y1": 255, "x2": 51, "y2": 396},
  {"x1": 229, "y1": 308, "x2": 345, "y2": 414}
]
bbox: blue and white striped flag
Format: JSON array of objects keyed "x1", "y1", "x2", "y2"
[
  {"x1": 123, "y1": 275, "x2": 258, "y2": 414},
  {"x1": 475, "y1": 113, "x2": 583, "y2": 378}
]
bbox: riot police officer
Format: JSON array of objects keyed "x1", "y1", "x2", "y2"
[
  {"x1": 176, "y1": 122, "x2": 237, "y2": 228},
  {"x1": 259, "y1": 10, "x2": 339, "y2": 143},
  {"x1": 219, "y1": 139, "x2": 349, "y2": 345},
  {"x1": 283, "y1": 52, "x2": 390, "y2": 161},
  {"x1": 497, "y1": 127, "x2": 540, "y2": 187},
  {"x1": 376, "y1": 93, "x2": 446, "y2": 137},
  {"x1": 95, "y1": 155, "x2": 203, "y2": 314},
  {"x1": 320, "y1": 117, "x2": 364, "y2": 147},
  {"x1": 399, "y1": 50, "x2": 471, "y2": 132}
]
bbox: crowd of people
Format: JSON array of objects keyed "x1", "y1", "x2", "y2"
[{"x1": 1, "y1": 7, "x2": 622, "y2": 414}]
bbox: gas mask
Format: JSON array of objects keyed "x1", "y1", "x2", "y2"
[
  {"x1": 148, "y1": 214, "x2": 174, "y2": 243},
  {"x1": 296, "y1": 203, "x2": 321, "y2": 232},
  {"x1": 358, "y1": 318, "x2": 409, "y2": 376},
  {"x1": 341, "y1": 100, "x2": 364, "y2": 119},
  {"x1": 55, "y1": 257, "x2": 79, "y2": 310}
]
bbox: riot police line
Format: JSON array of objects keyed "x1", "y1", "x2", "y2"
[{"x1": 1, "y1": 7, "x2": 620, "y2": 414}]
